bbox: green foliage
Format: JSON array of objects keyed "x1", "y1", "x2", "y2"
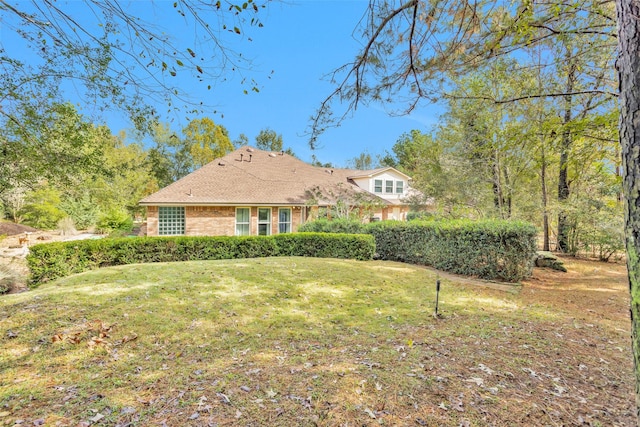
[
  {"x1": 90, "y1": 138, "x2": 158, "y2": 217},
  {"x1": 572, "y1": 201, "x2": 624, "y2": 261},
  {"x1": 20, "y1": 187, "x2": 65, "y2": 230},
  {"x1": 59, "y1": 193, "x2": 100, "y2": 230},
  {"x1": 0, "y1": 258, "x2": 9, "y2": 295},
  {"x1": 1, "y1": 103, "x2": 107, "y2": 195},
  {"x1": 255, "y1": 127, "x2": 283, "y2": 152},
  {"x1": 302, "y1": 217, "x2": 536, "y2": 282},
  {"x1": 406, "y1": 211, "x2": 435, "y2": 221},
  {"x1": 0, "y1": 188, "x2": 27, "y2": 223},
  {"x1": 96, "y1": 209, "x2": 134, "y2": 234},
  {"x1": 274, "y1": 232, "x2": 374, "y2": 260},
  {"x1": 305, "y1": 183, "x2": 386, "y2": 221},
  {"x1": 147, "y1": 122, "x2": 189, "y2": 185},
  {"x1": 298, "y1": 218, "x2": 368, "y2": 234},
  {"x1": 182, "y1": 117, "x2": 234, "y2": 168},
  {"x1": 367, "y1": 220, "x2": 537, "y2": 282},
  {"x1": 27, "y1": 233, "x2": 375, "y2": 286},
  {"x1": 347, "y1": 152, "x2": 374, "y2": 170}
]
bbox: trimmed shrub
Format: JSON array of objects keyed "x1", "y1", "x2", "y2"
[
  {"x1": 406, "y1": 211, "x2": 435, "y2": 221},
  {"x1": 27, "y1": 233, "x2": 375, "y2": 287},
  {"x1": 298, "y1": 218, "x2": 367, "y2": 234},
  {"x1": 301, "y1": 217, "x2": 536, "y2": 281},
  {"x1": 367, "y1": 219, "x2": 536, "y2": 282},
  {"x1": 274, "y1": 233, "x2": 375, "y2": 261}
]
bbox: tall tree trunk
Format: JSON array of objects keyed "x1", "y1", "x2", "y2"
[
  {"x1": 541, "y1": 144, "x2": 550, "y2": 251},
  {"x1": 616, "y1": 0, "x2": 640, "y2": 423},
  {"x1": 503, "y1": 165, "x2": 512, "y2": 219},
  {"x1": 557, "y1": 49, "x2": 576, "y2": 252},
  {"x1": 492, "y1": 149, "x2": 504, "y2": 218}
]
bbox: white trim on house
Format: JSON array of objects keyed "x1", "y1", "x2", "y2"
[
  {"x1": 235, "y1": 207, "x2": 250, "y2": 236},
  {"x1": 257, "y1": 207, "x2": 272, "y2": 236},
  {"x1": 278, "y1": 207, "x2": 292, "y2": 233}
]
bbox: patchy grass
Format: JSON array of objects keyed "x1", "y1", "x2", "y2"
[{"x1": 0, "y1": 256, "x2": 633, "y2": 426}]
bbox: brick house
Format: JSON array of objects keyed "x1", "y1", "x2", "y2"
[{"x1": 140, "y1": 146, "x2": 421, "y2": 236}]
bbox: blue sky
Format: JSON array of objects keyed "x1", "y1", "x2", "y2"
[
  {"x1": 2, "y1": 1, "x2": 443, "y2": 166},
  {"x1": 199, "y1": 0, "x2": 442, "y2": 166}
]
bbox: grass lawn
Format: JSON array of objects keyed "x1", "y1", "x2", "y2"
[{"x1": 0, "y1": 256, "x2": 633, "y2": 426}]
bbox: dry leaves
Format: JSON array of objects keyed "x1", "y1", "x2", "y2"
[{"x1": 50, "y1": 319, "x2": 137, "y2": 349}]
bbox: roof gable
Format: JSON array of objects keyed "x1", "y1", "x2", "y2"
[{"x1": 347, "y1": 167, "x2": 412, "y2": 181}]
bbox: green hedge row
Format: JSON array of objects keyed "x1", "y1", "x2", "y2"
[
  {"x1": 298, "y1": 218, "x2": 368, "y2": 234},
  {"x1": 302, "y1": 218, "x2": 537, "y2": 282},
  {"x1": 367, "y1": 220, "x2": 536, "y2": 282},
  {"x1": 27, "y1": 233, "x2": 375, "y2": 287}
]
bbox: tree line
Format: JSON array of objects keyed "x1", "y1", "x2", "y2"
[{"x1": 0, "y1": 105, "x2": 291, "y2": 234}]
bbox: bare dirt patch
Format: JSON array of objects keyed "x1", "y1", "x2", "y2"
[{"x1": 0, "y1": 222, "x2": 37, "y2": 237}]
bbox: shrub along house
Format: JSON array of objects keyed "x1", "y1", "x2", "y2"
[{"x1": 140, "y1": 146, "x2": 420, "y2": 236}]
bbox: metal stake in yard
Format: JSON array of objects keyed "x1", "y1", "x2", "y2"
[{"x1": 434, "y1": 278, "x2": 441, "y2": 317}]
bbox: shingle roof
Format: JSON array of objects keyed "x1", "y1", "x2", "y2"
[{"x1": 139, "y1": 146, "x2": 391, "y2": 206}]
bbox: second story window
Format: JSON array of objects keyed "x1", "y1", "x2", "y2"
[
  {"x1": 385, "y1": 180, "x2": 394, "y2": 193},
  {"x1": 374, "y1": 179, "x2": 383, "y2": 193},
  {"x1": 396, "y1": 181, "x2": 404, "y2": 194}
]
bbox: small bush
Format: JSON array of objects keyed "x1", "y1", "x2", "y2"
[
  {"x1": 96, "y1": 209, "x2": 133, "y2": 234},
  {"x1": 0, "y1": 280, "x2": 9, "y2": 295},
  {"x1": 27, "y1": 233, "x2": 375, "y2": 287},
  {"x1": 57, "y1": 217, "x2": 78, "y2": 236}
]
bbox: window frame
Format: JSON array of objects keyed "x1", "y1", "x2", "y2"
[
  {"x1": 236, "y1": 207, "x2": 250, "y2": 236},
  {"x1": 257, "y1": 207, "x2": 272, "y2": 236},
  {"x1": 395, "y1": 180, "x2": 404, "y2": 194},
  {"x1": 385, "y1": 180, "x2": 394, "y2": 193},
  {"x1": 158, "y1": 206, "x2": 185, "y2": 236},
  {"x1": 278, "y1": 208, "x2": 292, "y2": 233},
  {"x1": 374, "y1": 179, "x2": 383, "y2": 193}
]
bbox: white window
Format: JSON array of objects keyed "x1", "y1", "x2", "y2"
[
  {"x1": 396, "y1": 180, "x2": 404, "y2": 194},
  {"x1": 158, "y1": 206, "x2": 185, "y2": 235},
  {"x1": 374, "y1": 179, "x2": 383, "y2": 193},
  {"x1": 385, "y1": 180, "x2": 394, "y2": 193},
  {"x1": 258, "y1": 208, "x2": 271, "y2": 236},
  {"x1": 236, "y1": 208, "x2": 250, "y2": 236},
  {"x1": 279, "y1": 208, "x2": 292, "y2": 233}
]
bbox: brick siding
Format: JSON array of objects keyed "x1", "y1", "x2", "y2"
[{"x1": 145, "y1": 205, "x2": 307, "y2": 236}]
